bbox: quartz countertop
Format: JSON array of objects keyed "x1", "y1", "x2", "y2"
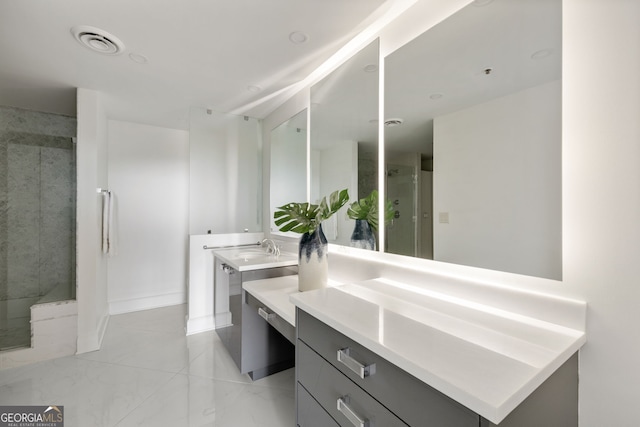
[
  {"x1": 242, "y1": 276, "x2": 342, "y2": 326},
  {"x1": 212, "y1": 246, "x2": 298, "y2": 272},
  {"x1": 242, "y1": 276, "x2": 299, "y2": 326},
  {"x1": 289, "y1": 277, "x2": 586, "y2": 424}
]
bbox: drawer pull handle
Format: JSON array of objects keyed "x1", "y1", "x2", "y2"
[
  {"x1": 258, "y1": 307, "x2": 276, "y2": 321},
  {"x1": 337, "y1": 348, "x2": 375, "y2": 379},
  {"x1": 337, "y1": 396, "x2": 369, "y2": 427}
]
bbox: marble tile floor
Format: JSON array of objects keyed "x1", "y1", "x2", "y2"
[{"x1": 0, "y1": 304, "x2": 295, "y2": 426}]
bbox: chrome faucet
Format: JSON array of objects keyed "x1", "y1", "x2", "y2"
[{"x1": 261, "y1": 238, "x2": 280, "y2": 256}]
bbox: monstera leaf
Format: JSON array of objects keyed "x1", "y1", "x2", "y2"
[
  {"x1": 274, "y1": 189, "x2": 349, "y2": 234},
  {"x1": 274, "y1": 202, "x2": 319, "y2": 234},
  {"x1": 347, "y1": 190, "x2": 394, "y2": 231},
  {"x1": 316, "y1": 189, "x2": 349, "y2": 223}
]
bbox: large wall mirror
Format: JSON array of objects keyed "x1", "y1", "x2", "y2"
[
  {"x1": 384, "y1": 0, "x2": 562, "y2": 280},
  {"x1": 270, "y1": 109, "x2": 308, "y2": 234},
  {"x1": 310, "y1": 39, "x2": 379, "y2": 246}
]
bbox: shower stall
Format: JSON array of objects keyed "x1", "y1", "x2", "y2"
[{"x1": 0, "y1": 106, "x2": 77, "y2": 351}]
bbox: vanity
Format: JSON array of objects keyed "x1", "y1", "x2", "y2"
[
  {"x1": 291, "y1": 273, "x2": 584, "y2": 427},
  {"x1": 212, "y1": 245, "x2": 297, "y2": 380},
  {"x1": 237, "y1": 249, "x2": 586, "y2": 426}
]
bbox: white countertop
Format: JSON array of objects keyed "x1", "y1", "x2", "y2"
[
  {"x1": 242, "y1": 276, "x2": 343, "y2": 326},
  {"x1": 290, "y1": 277, "x2": 586, "y2": 424},
  {"x1": 213, "y1": 246, "x2": 298, "y2": 272},
  {"x1": 242, "y1": 276, "x2": 299, "y2": 326}
]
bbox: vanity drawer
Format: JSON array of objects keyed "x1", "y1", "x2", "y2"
[
  {"x1": 297, "y1": 309, "x2": 478, "y2": 427},
  {"x1": 245, "y1": 291, "x2": 296, "y2": 343},
  {"x1": 297, "y1": 383, "x2": 340, "y2": 427},
  {"x1": 298, "y1": 340, "x2": 407, "y2": 427}
]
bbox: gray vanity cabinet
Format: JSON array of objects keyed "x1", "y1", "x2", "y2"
[
  {"x1": 297, "y1": 382, "x2": 341, "y2": 427},
  {"x1": 296, "y1": 309, "x2": 578, "y2": 427},
  {"x1": 296, "y1": 309, "x2": 477, "y2": 427},
  {"x1": 214, "y1": 259, "x2": 297, "y2": 380}
]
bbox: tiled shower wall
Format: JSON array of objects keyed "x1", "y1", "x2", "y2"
[{"x1": 0, "y1": 106, "x2": 77, "y2": 304}]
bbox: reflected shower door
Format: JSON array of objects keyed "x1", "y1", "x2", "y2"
[{"x1": 385, "y1": 164, "x2": 417, "y2": 257}]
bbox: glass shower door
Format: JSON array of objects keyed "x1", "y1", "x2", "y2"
[{"x1": 0, "y1": 107, "x2": 76, "y2": 351}]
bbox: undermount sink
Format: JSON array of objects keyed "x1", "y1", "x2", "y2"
[
  {"x1": 236, "y1": 251, "x2": 270, "y2": 259},
  {"x1": 212, "y1": 245, "x2": 298, "y2": 271}
]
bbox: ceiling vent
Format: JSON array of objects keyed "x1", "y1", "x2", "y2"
[
  {"x1": 71, "y1": 25, "x2": 125, "y2": 55},
  {"x1": 384, "y1": 118, "x2": 404, "y2": 127}
]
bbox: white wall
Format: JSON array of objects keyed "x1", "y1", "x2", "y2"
[
  {"x1": 433, "y1": 80, "x2": 561, "y2": 280},
  {"x1": 563, "y1": 0, "x2": 640, "y2": 425},
  {"x1": 107, "y1": 120, "x2": 189, "y2": 314},
  {"x1": 76, "y1": 88, "x2": 109, "y2": 353}
]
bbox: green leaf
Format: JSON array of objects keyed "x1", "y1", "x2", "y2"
[
  {"x1": 317, "y1": 189, "x2": 349, "y2": 223},
  {"x1": 273, "y1": 188, "x2": 349, "y2": 234},
  {"x1": 274, "y1": 202, "x2": 320, "y2": 234},
  {"x1": 346, "y1": 190, "x2": 394, "y2": 231}
]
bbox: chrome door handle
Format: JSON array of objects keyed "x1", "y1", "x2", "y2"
[
  {"x1": 337, "y1": 396, "x2": 369, "y2": 427},
  {"x1": 258, "y1": 307, "x2": 276, "y2": 321},
  {"x1": 337, "y1": 348, "x2": 375, "y2": 379}
]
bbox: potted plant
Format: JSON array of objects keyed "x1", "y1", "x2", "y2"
[
  {"x1": 274, "y1": 189, "x2": 349, "y2": 291},
  {"x1": 347, "y1": 189, "x2": 394, "y2": 250}
]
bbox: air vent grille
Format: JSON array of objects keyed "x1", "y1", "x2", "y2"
[
  {"x1": 384, "y1": 118, "x2": 404, "y2": 127},
  {"x1": 71, "y1": 25, "x2": 125, "y2": 55}
]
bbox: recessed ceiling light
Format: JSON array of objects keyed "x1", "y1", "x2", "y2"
[
  {"x1": 384, "y1": 118, "x2": 404, "y2": 127},
  {"x1": 363, "y1": 64, "x2": 378, "y2": 73},
  {"x1": 71, "y1": 25, "x2": 125, "y2": 55},
  {"x1": 247, "y1": 85, "x2": 262, "y2": 93},
  {"x1": 129, "y1": 52, "x2": 148, "y2": 64},
  {"x1": 531, "y1": 48, "x2": 554, "y2": 60},
  {"x1": 289, "y1": 31, "x2": 309, "y2": 44}
]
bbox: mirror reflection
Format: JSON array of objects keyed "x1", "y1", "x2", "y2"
[
  {"x1": 384, "y1": 0, "x2": 562, "y2": 280},
  {"x1": 270, "y1": 109, "x2": 308, "y2": 235},
  {"x1": 310, "y1": 39, "x2": 379, "y2": 246}
]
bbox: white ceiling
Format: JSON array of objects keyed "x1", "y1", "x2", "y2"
[{"x1": 0, "y1": 0, "x2": 390, "y2": 129}]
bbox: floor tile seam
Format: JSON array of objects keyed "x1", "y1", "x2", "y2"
[
  {"x1": 248, "y1": 380, "x2": 296, "y2": 392},
  {"x1": 180, "y1": 370, "x2": 294, "y2": 391},
  {"x1": 73, "y1": 354, "x2": 189, "y2": 376},
  {"x1": 110, "y1": 370, "x2": 181, "y2": 427},
  {"x1": 112, "y1": 326, "x2": 187, "y2": 336},
  {"x1": 180, "y1": 370, "x2": 253, "y2": 387}
]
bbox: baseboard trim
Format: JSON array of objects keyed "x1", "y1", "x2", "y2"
[
  {"x1": 109, "y1": 292, "x2": 186, "y2": 315},
  {"x1": 185, "y1": 315, "x2": 215, "y2": 335}
]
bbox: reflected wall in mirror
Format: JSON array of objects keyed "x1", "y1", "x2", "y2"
[
  {"x1": 384, "y1": 0, "x2": 562, "y2": 280},
  {"x1": 310, "y1": 39, "x2": 379, "y2": 247},
  {"x1": 189, "y1": 108, "x2": 262, "y2": 234},
  {"x1": 270, "y1": 109, "x2": 308, "y2": 234}
]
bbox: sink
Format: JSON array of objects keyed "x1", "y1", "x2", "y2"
[
  {"x1": 236, "y1": 251, "x2": 270, "y2": 259},
  {"x1": 213, "y1": 245, "x2": 298, "y2": 271}
]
